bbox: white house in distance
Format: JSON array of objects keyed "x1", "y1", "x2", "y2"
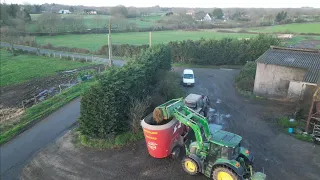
[
  {"x1": 58, "y1": 10, "x2": 71, "y2": 14},
  {"x1": 186, "y1": 10, "x2": 195, "y2": 16},
  {"x1": 84, "y1": 9, "x2": 97, "y2": 15},
  {"x1": 203, "y1": 13, "x2": 212, "y2": 21}
]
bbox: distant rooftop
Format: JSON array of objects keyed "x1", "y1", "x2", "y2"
[{"x1": 256, "y1": 46, "x2": 320, "y2": 84}]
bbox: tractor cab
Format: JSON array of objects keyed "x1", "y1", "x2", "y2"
[{"x1": 209, "y1": 130, "x2": 242, "y2": 159}]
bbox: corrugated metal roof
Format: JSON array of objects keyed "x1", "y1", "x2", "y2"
[{"x1": 256, "y1": 47, "x2": 320, "y2": 84}]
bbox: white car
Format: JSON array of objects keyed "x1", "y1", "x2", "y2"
[{"x1": 182, "y1": 69, "x2": 195, "y2": 86}]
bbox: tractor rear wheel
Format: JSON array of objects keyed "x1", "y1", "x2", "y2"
[
  {"x1": 212, "y1": 167, "x2": 239, "y2": 180},
  {"x1": 182, "y1": 157, "x2": 199, "y2": 175}
]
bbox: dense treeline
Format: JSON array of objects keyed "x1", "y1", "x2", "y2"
[
  {"x1": 79, "y1": 45, "x2": 172, "y2": 137},
  {"x1": 34, "y1": 13, "x2": 87, "y2": 34},
  {"x1": 0, "y1": 4, "x2": 31, "y2": 28}
]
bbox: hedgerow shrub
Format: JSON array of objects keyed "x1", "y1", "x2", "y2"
[
  {"x1": 235, "y1": 61, "x2": 257, "y2": 92},
  {"x1": 79, "y1": 45, "x2": 171, "y2": 138},
  {"x1": 96, "y1": 44, "x2": 149, "y2": 58},
  {"x1": 168, "y1": 34, "x2": 281, "y2": 65}
]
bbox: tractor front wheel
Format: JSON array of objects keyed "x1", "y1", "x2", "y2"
[
  {"x1": 212, "y1": 167, "x2": 239, "y2": 180},
  {"x1": 182, "y1": 157, "x2": 199, "y2": 175}
]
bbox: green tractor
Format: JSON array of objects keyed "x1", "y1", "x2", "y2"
[{"x1": 154, "y1": 98, "x2": 266, "y2": 180}]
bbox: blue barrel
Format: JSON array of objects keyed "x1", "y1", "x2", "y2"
[{"x1": 288, "y1": 128, "x2": 294, "y2": 134}]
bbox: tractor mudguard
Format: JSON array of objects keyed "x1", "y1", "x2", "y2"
[
  {"x1": 188, "y1": 154, "x2": 204, "y2": 173},
  {"x1": 240, "y1": 147, "x2": 254, "y2": 164},
  {"x1": 239, "y1": 153, "x2": 254, "y2": 165},
  {"x1": 213, "y1": 162, "x2": 245, "y2": 178}
]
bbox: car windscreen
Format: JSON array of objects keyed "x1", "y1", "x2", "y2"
[
  {"x1": 185, "y1": 101, "x2": 196, "y2": 108},
  {"x1": 183, "y1": 74, "x2": 194, "y2": 79}
]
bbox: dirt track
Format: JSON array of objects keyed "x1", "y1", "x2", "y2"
[
  {"x1": 293, "y1": 40, "x2": 320, "y2": 49},
  {"x1": 21, "y1": 68, "x2": 320, "y2": 180}
]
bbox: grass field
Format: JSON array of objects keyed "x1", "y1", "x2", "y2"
[
  {"x1": 29, "y1": 14, "x2": 161, "y2": 31},
  {"x1": 37, "y1": 31, "x2": 257, "y2": 50},
  {"x1": 247, "y1": 23, "x2": 320, "y2": 34},
  {"x1": 128, "y1": 15, "x2": 163, "y2": 28},
  {"x1": 0, "y1": 49, "x2": 91, "y2": 86}
]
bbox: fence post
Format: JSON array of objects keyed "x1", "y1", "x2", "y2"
[
  {"x1": 86, "y1": 57, "x2": 87, "y2": 62},
  {"x1": 73, "y1": 56, "x2": 75, "y2": 61},
  {"x1": 53, "y1": 53, "x2": 55, "y2": 58},
  {"x1": 34, "y1": 96, "x2": 37, "y2": 104},
  {"x1": 0, "y1": 108, "x2": 4, "y2": 121},
  {"x1": 22, "y1": 101, "x2": 25, "y2": 109},
  {"x1": 59, "y1": 85, "x2": 62, "y2": 93},
  {"x1": 60, "y1": 54, "x2": 62, "y2": 59}
]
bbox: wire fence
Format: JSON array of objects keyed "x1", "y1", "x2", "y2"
[
  {"x1": 0, "y1": 42, "x2": 110, "y2": 64},
  {"x1": 41, "y1": 51, "x2": 109, "y2": 64}
]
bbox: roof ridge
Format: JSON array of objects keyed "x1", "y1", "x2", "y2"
[{"x1": 270, "y1": 46, "x2": 320, "y2": 53}]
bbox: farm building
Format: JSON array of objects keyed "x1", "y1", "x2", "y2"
[
  {"x1": 165, "y1": 12, "x2": 174, "y2": 16},
  {"x1": 58, "y1": 10, "x2": 71, "y2": 14},
  {"x1": 253, "y1": 46, "x2": 320, "y2": 102}
]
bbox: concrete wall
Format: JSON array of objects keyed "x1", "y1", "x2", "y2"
[
  {"x1": 254, "y1": 63, "x2": 307, "y2": 99},
  {"x1": 299, "y1": 84, "x2": 318, "y2": 109},
  {"x1": 287, "y1": 81, "x2": 305, "y2": 101}
]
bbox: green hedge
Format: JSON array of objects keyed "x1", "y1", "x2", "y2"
[
  {"x1": 79, "y1": 45, "x2": 171, "y2": 138},
  {"x1": 168, "y1": 34, "x2": 280, "y2": 65},
  {"x1": 97, "y1": 44, "x2": 149, "y2": 58},
  {"x1": 95, "y1": 34, "x2": 280, "y2": 65},
  {"x1": 235, "y1": 62, "x2": 257, "y2": 92}
]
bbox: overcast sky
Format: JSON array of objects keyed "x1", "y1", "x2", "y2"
[{"x1": 3, "y1": 0, "x2": 320, "y2": 8}]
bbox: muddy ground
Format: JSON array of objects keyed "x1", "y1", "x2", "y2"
[
  {"x1": 21, "y1": 68, "x2": 320, "y2": 180},
  {"x1": 0, "y1": 64, "x2": 105, "y2": 108},
  {"x1": 293, "y1": 40, "x2": 320, "y2": 49}
]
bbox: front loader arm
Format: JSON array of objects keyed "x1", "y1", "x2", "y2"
[
  {"x1": 173, "y1": 110, "x2": 205, "y2": 149},
  {"x1": 154, "y1": 98, "x2": 212, "y2": 152}
]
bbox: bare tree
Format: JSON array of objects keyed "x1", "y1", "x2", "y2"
[
  {"x1": 110, "y1": 5, "x2": 128, "y2": 18},
  {"x1": 94, "y1": 15, "x2": 102, "y2": 29},
  {"x1": 64, "y1": 15, "x2": 87, "y2": 32},
  {"x1": 0, "y1": 27, "x2": 19, "y2": 54},
  {"x1": 37, "y1": 12, "x2": 61, "y2": 34},
  {"x1": 129, "y1": 97, "x2": 151, "y2": 133}
]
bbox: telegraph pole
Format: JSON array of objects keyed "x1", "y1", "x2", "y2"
[
  {"x1": 108, "y1": 21, "x2": 113, "y2": 67},
  {"x1": 149, "y1": 32, "x2": 152, "y2": 48}
]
